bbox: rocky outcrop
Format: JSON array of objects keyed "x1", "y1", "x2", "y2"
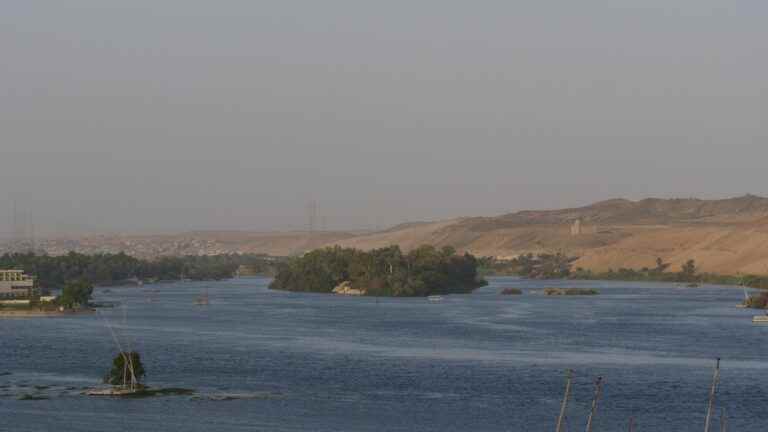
[{"x1": 332, "y1": 281, "x2": 366, "y2": 296}]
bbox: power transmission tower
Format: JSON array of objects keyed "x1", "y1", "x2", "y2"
[
  {"x1": 307, "y1": 200, "x2": 318, "y2": 234},
  {"x1": 29, "y1": 212, "x2": 36, "y2": 254},
  {"x1": 11, "y1": 199, "x2": 18, "y2": 252}
]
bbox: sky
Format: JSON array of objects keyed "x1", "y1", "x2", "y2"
[{"x1": 1, "y1": 1, "x2": 767, "y2": 235}]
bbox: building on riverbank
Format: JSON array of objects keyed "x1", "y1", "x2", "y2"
[{"x1": 0, "y1": 270, "x2": 36, "y2": 299}]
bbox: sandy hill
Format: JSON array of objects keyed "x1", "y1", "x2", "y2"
[
  {"x1": 18, "y1": 195, "x2": 768, "y2": 275},
  {"x1": 329, "y1": 195, "x2": 768, "y2": 275}
]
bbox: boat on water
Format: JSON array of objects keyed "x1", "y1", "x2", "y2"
[
  {"x1": 427, "y1": 295, "x2": 444, "y2": 302},
  {"x1": 752, "y1": 314, "x2": 768, "y2": 324}
]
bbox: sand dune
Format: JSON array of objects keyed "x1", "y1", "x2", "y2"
[
  {"x1": 329, "y1": 195, "x2": 768, "y2": 275},
  {"x1": 15, "y1": 195, "x2": 768, "y2": 275}
]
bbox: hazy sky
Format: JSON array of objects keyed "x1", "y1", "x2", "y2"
[{"x1": 2, "y1": 1, "x2": 767, "y2": 235}]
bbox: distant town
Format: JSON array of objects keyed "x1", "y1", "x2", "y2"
[{"x1": 1, "y1": 236, "x2": 231, "y2": 259}]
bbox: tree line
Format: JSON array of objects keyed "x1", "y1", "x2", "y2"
[
  {"x1": 0, "y1": 252, "x2": 279, "y2": 290},
  {"x1": 269, "y1": 245, "x2": 487, "y2": 297},
  {"x1": 480, "y1": 254, "x2": 768, "y2": 289}
]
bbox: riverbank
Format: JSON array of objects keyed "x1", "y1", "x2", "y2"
[
  {"x1": 481, "y1": 253, "x2": 768, "y2": 290},
  {"x1": 0, "y1": 308, "x2": 95, "y2": 318}
]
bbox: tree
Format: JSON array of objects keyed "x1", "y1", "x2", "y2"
[
  {"x1": 269, "y1": 245, "x2": 484, "y2": 296},
  {"x1": 58, "y1": 279, "x2": 93, "y2": 309},
  {"x1": 680, "y1": 259, "x2": 698, "y2": 282},
  {"x1": 654, "y1": 257, "x2": 671, "y2": 274},
  {"x1": 104, "y1": 351, "x2": 146, "y2": 387}
]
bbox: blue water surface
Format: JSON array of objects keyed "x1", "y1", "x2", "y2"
[{"x1": 1, "y1": 277, "x2": 766, "y2": 431}]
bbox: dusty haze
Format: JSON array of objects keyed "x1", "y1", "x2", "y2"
[{"x1": 2, "y1": 1, "x2": 767, "y2": 236}]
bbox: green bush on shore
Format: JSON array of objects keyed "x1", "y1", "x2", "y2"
[{"x1": 0, "y1": 252, "x2": 279, "y2": 290}]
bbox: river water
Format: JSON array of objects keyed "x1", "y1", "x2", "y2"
[{"x1": 1, "y1": 277, "x2": 766, "y2": 431}]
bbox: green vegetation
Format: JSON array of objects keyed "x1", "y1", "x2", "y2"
[
  {"x1": 269, "y1": 245, "x2": 486, "y2": 297},
  {"x1": 0, "y1": 252, "x2": 280, "y2": 291},
  {"x1": 59, "y1": 279, "x2": 93, "y2": 309},
  {"x1": 482, "y1": 253, "x2": 768, "y2": 289},
  {"x1": 480, "y1": 253, "x2": 577, "y2": 279},
  {"x1": 572, "y1": 259, "x2": 768, "y2": 288},
  {"x1": 105, "y1": 352, "x2": 146, "y2": 387}
]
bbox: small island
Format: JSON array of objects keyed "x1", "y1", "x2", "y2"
[
  {"x1": 269, "y1": 245, "x2": 487, "y2": 297},
  {"x1": 86, "y1": 351, "x2": 193, "y2": 398},
  {"x1": 543, "y1": 288, "x2": 599, "y2": 296},
  {"x1": 500, "y1": 288, "x2": 523, "y2": 295}
]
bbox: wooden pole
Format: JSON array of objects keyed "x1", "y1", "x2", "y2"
[
  {"x1": 556, "y1": 369, "x2": 574, "y2": 432},
  {"x1": 585, "y1": 376, "x2": 604, "y2": 432},
  {"x1": 719, "y1": 408, "x2": 727, "y2": 432},
  {"x1": 704, "y1": 358, "x2": 721, "y2": 432}
]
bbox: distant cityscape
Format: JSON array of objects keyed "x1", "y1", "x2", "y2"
[{"x1": 0, "y1": 236, "x2": 236, "y2": 259}]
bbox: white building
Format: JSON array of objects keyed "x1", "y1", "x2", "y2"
[{"x1": 0, "y1": 270, "x2": 35, "y2": 299}]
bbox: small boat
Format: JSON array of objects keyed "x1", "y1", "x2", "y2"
[
  {"x1": 753, "y1": 315, "x2": 768, "y2": 324},
  {"x1": 427, "y1": 295, "x2": 444, "y2": 302}
]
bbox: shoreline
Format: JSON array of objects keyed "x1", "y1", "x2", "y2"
[
  {"x1": 0, "y1": 308, "x2": 96, "y2": 318},
  {"x1": 483, "y1": 275, "x2": 766, "y2": 290}
]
